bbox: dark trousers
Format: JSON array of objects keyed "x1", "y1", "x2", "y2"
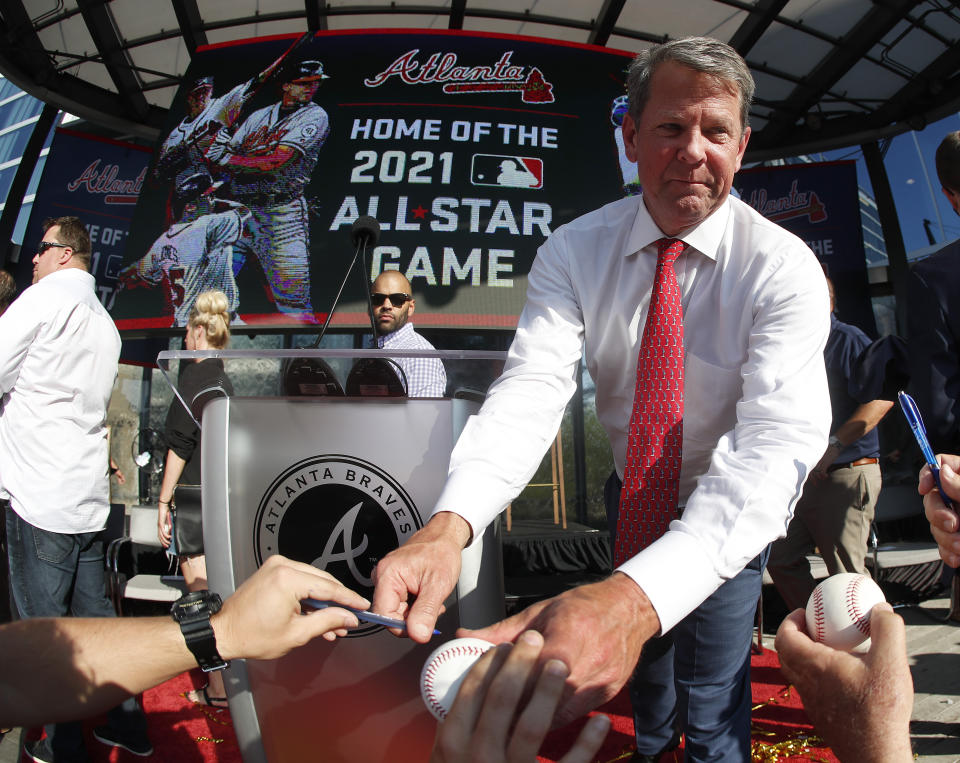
[
  {"x1": 605, "y1": 472, "x2": 764, "y2": 762},
  {"x1": 6, "y1": 508, "x2": 148, "y2": 761}
]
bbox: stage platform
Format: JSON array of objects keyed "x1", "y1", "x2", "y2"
[{"x1": 502, "y1": 518, "x2": 612, "y2": 612}]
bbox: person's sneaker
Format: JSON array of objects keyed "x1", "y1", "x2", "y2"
[
  {"x1": 23, "y1": 738, "x2": 54, "y2": 763},
  {"x1": 92, "y1": 726, "x2": 153, "y2": 757}
]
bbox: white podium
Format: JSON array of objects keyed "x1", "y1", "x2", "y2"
[{"x1": 158, "y1": 348, "x2": 506, "y2": 763}]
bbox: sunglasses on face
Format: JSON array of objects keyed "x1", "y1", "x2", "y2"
[
  {"x1": 371, "y1": 292, "x2": 410, "y2": 307},
  {"x1": 36, "y1": 241, "x2": 69, "y2": 255}
]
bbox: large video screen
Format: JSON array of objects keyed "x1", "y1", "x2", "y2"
[{"x1": 112, "y1": 30, "x2": 635, "y2": 330}]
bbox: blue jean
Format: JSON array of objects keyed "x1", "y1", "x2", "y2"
[
  {"x1": 605, "y1": 472, "x2": 764, "y2": 762},
  {"x1": 5, "y1": 506, "x2": 148, "y2": 762}
]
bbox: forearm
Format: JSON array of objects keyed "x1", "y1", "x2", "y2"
[
  {"x1": 831, "y1": 400, "x2": 894, "y2": 446},
  {"x1": 0, "y1": 617, "x2": 194, "y2": 727},
  {"x1": 158, "y1": 449, "x2": 187, "y2": 502}
]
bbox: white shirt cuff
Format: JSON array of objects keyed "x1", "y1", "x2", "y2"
[{"x1": 615, "y1": 525, "x2": 722, "y2": 633}]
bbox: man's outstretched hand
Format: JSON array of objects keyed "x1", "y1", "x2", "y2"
[{"x1": 372, "y1": 512, "x2": 471, "y2": 643}]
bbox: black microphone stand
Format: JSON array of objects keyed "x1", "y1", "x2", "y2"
[{"x1": 309, "y1": 215, "x2": 380, "y2": 349}]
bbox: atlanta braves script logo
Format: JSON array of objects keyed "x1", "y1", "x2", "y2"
[
  {"x1": 254, "y1": 455, "x2": 423, "y2": 633},
  {"x1": 365, "y1": 50, "x2": 555, "y2": 103},
  {"x1": 745, "y1": 179, "x2": 827, "y2": 224},
  {"x1": 67, "y1": 160, "x2": 146, "y2": 205}
]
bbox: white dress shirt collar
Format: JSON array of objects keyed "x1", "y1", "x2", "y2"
[{"x1": 623, "y1": 196, "x2": 730, "y2": 264}]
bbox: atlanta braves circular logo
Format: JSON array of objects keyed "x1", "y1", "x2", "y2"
[
  {"x1": 254, "y1": 454, "x2": 423, "y2": 631},
  {"x1": 300, "y1": 124, "x2": 319, "y2": 138}
]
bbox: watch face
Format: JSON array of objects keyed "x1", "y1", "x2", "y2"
[{"x1": 172, "y1": 590, "x2": 223, "y2": 620}]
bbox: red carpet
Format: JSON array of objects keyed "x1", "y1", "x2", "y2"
[
  {"x1": 25, "y1": 671, "x2": 243, "y2": 763},
  {"x1": 27, "y1": 648, "x2": 834, "y2": 762}
]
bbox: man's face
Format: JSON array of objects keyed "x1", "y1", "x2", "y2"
[
  {"x1": 186, "y1": 86, "x2": 212, "y2": 117},
  {"x1": 282, "y1": 80, "x2": 321, "y2": 107},
  {"x1": 372, "y1": 274, "x2": 414, "y2": 335},
  {"x1": 32, "y1": 225, "x2": 71, "y2": 284},
  {"x1": 622, "y1": 61, "x2": 750, "y2": 236}
]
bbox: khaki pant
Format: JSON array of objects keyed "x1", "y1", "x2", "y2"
[{"x1": 767, "y1": 461, "x2": 882, "y2": 611}]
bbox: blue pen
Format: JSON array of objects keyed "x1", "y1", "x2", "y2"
[
  {"x1": 898, "y1": 390, "x2": 955, "y2": 510},
  {"x1": 303, "y1": 598, "x2": 441, "y2": 635}
]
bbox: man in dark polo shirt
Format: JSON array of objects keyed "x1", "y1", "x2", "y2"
[{"x1": 768, "y1": 276, "x2": 893, "y2": 610}]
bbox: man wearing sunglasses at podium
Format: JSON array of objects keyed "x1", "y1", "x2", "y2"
[{"x1": 370, "y1": 270, "x2": 446, "y2": 398}]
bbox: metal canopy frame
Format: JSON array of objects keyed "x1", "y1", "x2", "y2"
[{"x1": 0, "y1": 1, "x2": 955, "y2": 156}]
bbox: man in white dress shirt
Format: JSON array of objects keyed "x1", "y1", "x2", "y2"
[
  {"x1": 0, "y1": 217, "x2": 151, "y2": 762},
  {"x1": 373, "y1": 37, "x2": 830, "y2": 761}
]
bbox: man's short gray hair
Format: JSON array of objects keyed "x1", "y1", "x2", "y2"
[{"x1": 626, "y1": 36, "x2": 755, "y2": 132}]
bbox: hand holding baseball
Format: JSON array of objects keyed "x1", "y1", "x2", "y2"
[
  {"x1": 805, "y1": 573, "x2": 886, "y2": 651},
  {"x1": 429, "y1": 630, "x2": 610, "y2": 763},
  {"x1": 775, "y1": 604, "x2": 913, "y2": 763}
]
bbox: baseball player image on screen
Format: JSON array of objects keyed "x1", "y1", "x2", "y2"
[
  {"x1": 153, "y1": 40, "x2": 305, "y2": 190},
  {"x1": 205, "y1": 59, "x2": 331, "y2": 320},
  {"x1": 119, "y1": 172, "x2": 250, "y2": 327},
  {"x1": 610, "y1": 94, "x2": 641, "y2": 196}
]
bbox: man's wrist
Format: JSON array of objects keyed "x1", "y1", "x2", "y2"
[
  {"x1": 608, "y1": 571, "x2": 661, "y2": 639},
  {"x1": 428, "y1": 510, "x2": 473, "y2": 549},
  {"x1": 209, "y1": 611, "x2": 236, "y2": 662}
]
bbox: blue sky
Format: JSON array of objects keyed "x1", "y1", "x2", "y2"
[{"x1": 810, "y1": 113, "x2": 960, "y2": 257}]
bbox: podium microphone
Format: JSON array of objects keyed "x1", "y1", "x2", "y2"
[
  {"x1": 309, "y1": 216, "x2": 381, "y2": 349},
  {"x1": 351, "y1": 215, "x2": 380, "y2": 248}
]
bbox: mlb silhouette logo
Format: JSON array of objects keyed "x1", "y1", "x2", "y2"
[{"x1": 470, "y1": 153, "x2": 544, "y2": 189}]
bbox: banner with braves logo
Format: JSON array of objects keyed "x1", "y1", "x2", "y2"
[
  {"x1": 113, "y1": 30, "x2": 636, "y2": 330},
  {"x1": 20, "y1": 128, "x2": 151, "y2": 312},
  {"x1": 734, "y1": 160, "x2": 876, "y2": 336}
]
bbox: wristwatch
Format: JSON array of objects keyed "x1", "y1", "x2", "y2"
[{"x1": 171, "y1": 590, "x2": 229, "y2": 672}]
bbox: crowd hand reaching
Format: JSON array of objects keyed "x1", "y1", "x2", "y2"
[
  {"x1": 920, "y1": 454, "x2": 960, "y2": 567},
  {"x1": 461, "y1": 573, "x2": 657, "y2": 728},
  {"x1": 774, "y1": 605, "x2": 914, "y2": 763},
  {"x1": 212, "y1": 555, "x2": 371, "y2": 662},
  {"x1": 430, "y1": 630, "x2": 610, "y2": 763},
  {"x1": 372, "y1": 512, "x2": 469, "y2": 643}
]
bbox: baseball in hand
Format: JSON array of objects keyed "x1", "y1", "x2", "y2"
[
  {"x1": 805, "y1": 573, "x2": 886, "y2": 651},
  {"x1": 420, "y1": 637, "x2": 495, "y2": 721}
]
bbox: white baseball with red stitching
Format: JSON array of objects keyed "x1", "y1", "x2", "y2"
[
  {"x1": 805, "y1": 573, "x2": 886, "y2": 651},
  {"x1": 420, "y1": 637, "x2": 495, "y2": 721}
]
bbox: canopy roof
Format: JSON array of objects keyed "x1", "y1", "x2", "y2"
[{"x1": 0, "y1": 0, "x2": 958, "y2": 159}]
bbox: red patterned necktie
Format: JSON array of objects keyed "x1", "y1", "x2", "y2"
[{"x1": 615, "y1": 237, "x2": 686, "y2": 566}]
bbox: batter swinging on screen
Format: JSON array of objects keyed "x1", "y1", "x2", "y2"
[{"x1": 206, "y1": 59, "x2": 331, "y2": 319}]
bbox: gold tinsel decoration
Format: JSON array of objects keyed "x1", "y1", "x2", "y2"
[
  {"x1": 749, "y1": 684, "x2": 832, "y2": 762},
  {"x1": 180, "y1": 690, "x2": 232, "y2": 744}
]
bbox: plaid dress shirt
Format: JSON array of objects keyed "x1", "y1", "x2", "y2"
[{"x1": 376, "y1": 322, "x2": 447, "y2": 397}]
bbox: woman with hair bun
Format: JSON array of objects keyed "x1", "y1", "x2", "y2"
[{"x1": 156, "y1": 289, "x2": 233, "y2": 708}]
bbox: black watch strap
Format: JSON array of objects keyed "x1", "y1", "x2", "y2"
[{"x1": 171, "y1": 591, "x2": 229, "y2": 673}]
